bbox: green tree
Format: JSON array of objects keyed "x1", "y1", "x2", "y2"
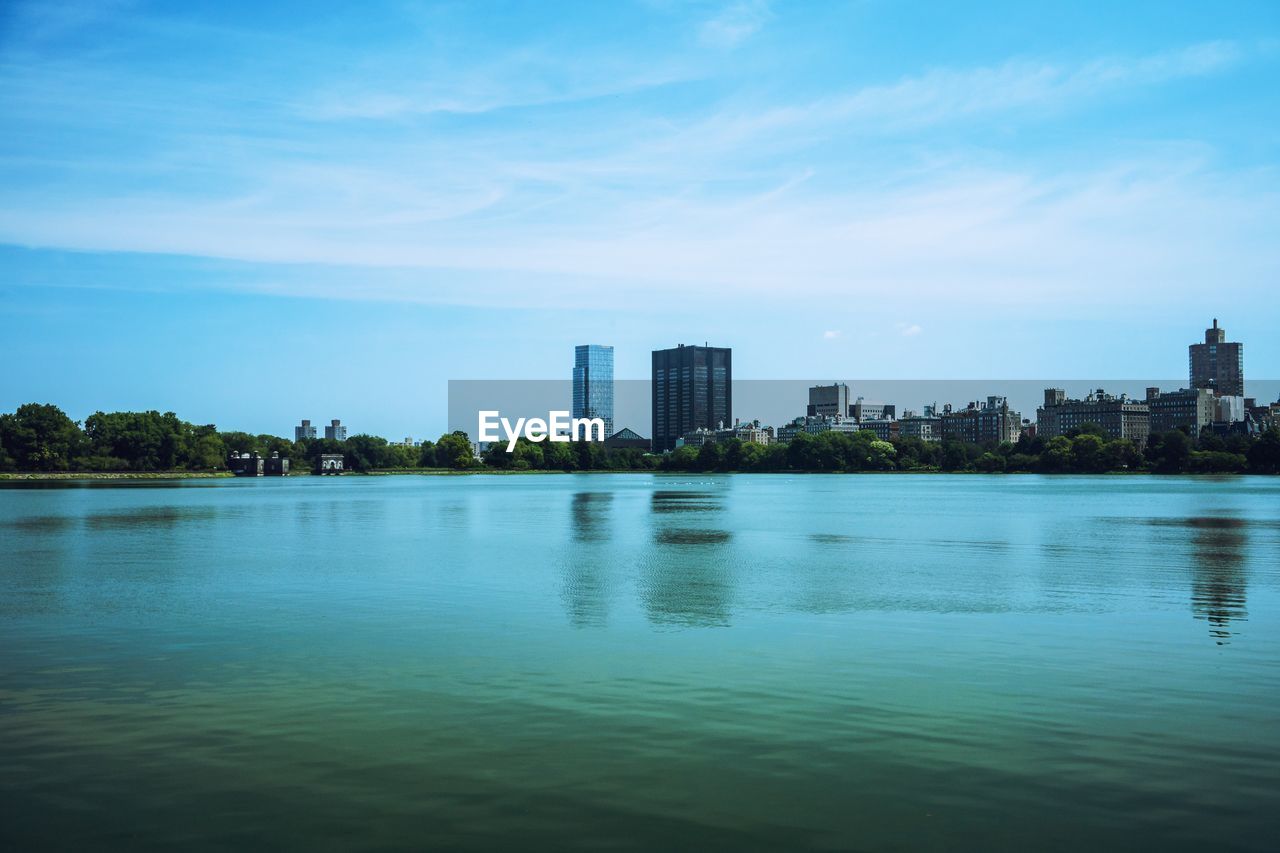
[
  {"x1": 1247, "y1": 429, "x2": 1280, "y2": 474},
  {"x1": 0, "y1": 403, "x2": 84, "y2": 471},
  {"x1": 974, "y1": 452, "x2": 1005, "y2": 473},
  {"x1": 1069, "y1": 433, "x2": 1106, "y2": 473},
  {"x1": 418, "y1": 440, "x2": 438, "y2": 468},
  {"x1": 1147, "y1": 430, "x2": 1191, "y2": 474},
  {"x1": 436, "y1": 431, "x2": 478, "y2": 469}
]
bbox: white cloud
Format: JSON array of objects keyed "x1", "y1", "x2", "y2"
[
  {"x1": 823, "y1": 330, "x2": 842, "y2": 339},
  {"x1": 898, "y1": 324, "x2": 923, "y2": 337},
  {"x1": 699, "y1": 1, "x2": 772, "y2": 49}
]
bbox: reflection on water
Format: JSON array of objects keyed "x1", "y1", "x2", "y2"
[
  {"x1": 3, "y1": 475, "x2": 1280, "y2": 851},
  {"x1": 1188, "y1": 517, "x2": 1249, "y2": 645},
  {"x1": 649, "y1": 490, "x2": 723, "y2": 513},
  {"x1": 642, "y1": 486, "x2": 734, "y2": 627},
  {"x1": 86, "y1": 506, "x2": 220, "y2": 529},
  {"x1": 570, "y1": 492, "x2": 613, "y2": 543},
  {"x1": 1145, "y1": 516, "x2": 1251, "y2": 644},
  {"x1": 561, "y1": 493, "x2": 614, "y2": 627}
]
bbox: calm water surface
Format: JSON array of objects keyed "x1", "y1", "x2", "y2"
[{"x1": 1, "y1": 474, "x2": 1278, "y2": 851}]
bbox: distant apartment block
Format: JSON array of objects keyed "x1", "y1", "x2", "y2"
[
  {"x1": 573, "y1": 344, "x2": 615, "y2": 438},
  {"x1": 856, "y1": 418, "x2": 899, "y2": 441},
  {"x1": 899, "y1": 408, "x2": 941, "y2": 443},
  {"x1": 807, "y1": 383, "x2": 850, "y2": 418},
  {"x1": 1036, "y1": 388, "x2": 1151, "y2": 447},
  {"x1": 652, "y1": 344, "x2": 732, "y2": 452},
  {"x1": 940, "y1": 397, "x2": 1021, "y2": 444},
  {"x1": 1189, "y1": 318, "x2": 1244, "y2": 397},
  {"x1": 710, "y1": 419, "x2": 773, "y2": 445},
  {"x1": 295, "y1": 419, "x2": 317, "y2": 441},
  {"x1": 851, "y1": 398, "x2": 895, "y2": 423},
  {"x1": 1146, "y1": 387, "x2": 1216, "y2": 436},
  {"x1": 775, "y1": 415, "x2": 860, "y2": 443},
  {"x1": 325, "y1": 419, "x2": 347, "y2": 442}
]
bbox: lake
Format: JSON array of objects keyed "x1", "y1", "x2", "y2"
[{"x1": 1, "y1": 474, "x2": 1278, "y2": 851}]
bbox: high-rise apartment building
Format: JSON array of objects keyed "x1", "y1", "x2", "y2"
[
  {"x1": 295, "y1": 419, "x2": 317, "y2": 441},
  {"x1": 1147, "y1": 387, "x2": 1216, "y2": 436},
  {"x1": 939, "y1": 397, "x2": 1022, "y2": 444},
  {"x1": 1036, "y1": 388, "x2": 1151, "y2": 448},
  {"x1": 1189, "y1": 319, "x2": 1244, "y2": 397},
  {"x1": 325, "y1": 419, "x2": 347, "y2": 442},
  {"x1": 572, "y1": 345, "x2": 614, "y2": 438},
  {"x1": 807, "y1": 383, "x2": 850, "y2": 418},
  {"x1": 651, "y1": 344, "x2": 732, "y2": 452}
]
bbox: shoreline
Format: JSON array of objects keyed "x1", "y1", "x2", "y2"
[{"x1": 0, "y1": 468, "x2": 1258, "y2": 481}]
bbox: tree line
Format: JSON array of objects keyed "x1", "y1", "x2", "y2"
[
  {"x1": 2, "y1": 402, "x2": 1278, "y2": 475},
  {"x1": 0, "y1": 404, "x2": 476, "y2": 473}
]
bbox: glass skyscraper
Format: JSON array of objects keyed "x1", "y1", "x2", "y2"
[{"x1": 572, "y1": 345, "x2": 614, "y2": 438}]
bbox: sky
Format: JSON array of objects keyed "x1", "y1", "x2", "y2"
[{"x1": 1, "y1": 0, "x2": 1278, "y2": 438}]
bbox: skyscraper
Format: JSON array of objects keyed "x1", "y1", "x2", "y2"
[
  {"x1": 325, "y1": 419, "x2": 347, "y2": 441},
  {"x1": 1189, "y1": 319, "x2": 1244, "y2": 397},
  {"x1": 651, "y1": 344, "x2": 732, "y2": 452},
  {"x1": 294, "y1": 419, "x2": 316, "y2": 441},
  {"x1": 572, "y1": 345, "x2": 614, "y2": 438}
]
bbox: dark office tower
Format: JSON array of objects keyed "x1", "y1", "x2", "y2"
[
  {"x1": 651, "y1": 344, "x2": 732, "y2": 452},
  {"x1": 1189, "y1": 319, "x2": 1244, "y2": 397}
]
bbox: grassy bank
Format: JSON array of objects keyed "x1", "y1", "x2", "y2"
[{"x1": 0, "y1": 471, "x2": 237, "y2": 481}]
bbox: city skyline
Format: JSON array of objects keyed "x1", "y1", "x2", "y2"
[{"x1": 3, "y1": 2, "x2": 1279, "y2": 437}]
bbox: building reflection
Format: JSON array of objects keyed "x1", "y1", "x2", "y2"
[
  {"x1": 1187, "y1": 516, "x2": 1249, "y2": 645},
  {"x1": 560, "y1": 492, "x2": 614, "y2": 627},
  {"x1": 641, "y1": 489, "x2": 734, "y2": 627}
]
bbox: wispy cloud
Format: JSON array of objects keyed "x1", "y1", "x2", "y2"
[
  {"x1": 823, "y1": 330, "x2": 842, "y2": 339},
  {"x1": 700, "y1": 1, "x2": 772, "y2": 49},
  {"x1": 0, "y1": 0, "x2": 1275, "y2": 317},
  {"x1": 898, "y1": 324, "x2": 923, "y2": 337}
]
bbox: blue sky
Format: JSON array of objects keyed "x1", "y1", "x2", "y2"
[{"x1": 2, "y1": 0, "x2": 1278, "y2": 437}]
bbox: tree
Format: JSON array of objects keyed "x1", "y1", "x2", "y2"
[
  {"x1": 974, "y1": 452, "x2": 1005, "y2": 473},
  {"x1": 344, "y1": 434, "x2": 391, "y2": 471},
  {"x1": 1069, "y1": 433, "x2": 1106, "y2": 473},
  {"x1": 418, "y1": 440, "x2": 437, "y2": 468},
  {"x1": 436, "y1": 431, "x2": 478, "y2": 469},
  {"x1": 537, "y1": 439, "x2": 573, "y2": 470},
  {"x1": 1247, "y1": 429, "x2": 1280, "y2": 474},
  {"x1": 696, "y1": 440, "x2": 726, "y2": 472},
  {"x1": 0, "y1": 403, "x2": 83, "y2": 471},
  {"x1": 1148, "y1": 430, "x2": 1191, "y2": 474},
  {"x1": 1039, "y1": 436, "x2": 1072, "y2": 473}
]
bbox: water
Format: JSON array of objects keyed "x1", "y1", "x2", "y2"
[{"x1": 1, "y1": 474, "x2": 1278, "y2": 851}]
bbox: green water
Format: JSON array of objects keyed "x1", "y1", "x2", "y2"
[{"x1": 1, "y1": 474, "x2": 1278, "y2": 851}]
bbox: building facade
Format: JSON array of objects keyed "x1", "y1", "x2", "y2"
[
  {"x1": 852, "y1": 398, "x2": 895, "y2": 423},
  {"x1": 939, "y1": 397, "x2": 1022, "y2": 445},
  {"x1": 572, "y1": 344, "x2": 615, "y2": 438},
  {"x1": 1036, "y1": 388, "x2": 1151, "y2": 447},
  {"x1": 1189, "y1": 318, "x2": 1244, "y2": 397},
  {"x1": 717, "y1": 419, "x2": 774, "y2": 445},
  {"x1": 1147, "y1": 387, "x2": 1216, "y2": 436},
  {"x1": 295, "y1": 419, "x2": 317, "y2": 441},
  {"x1": 856, "y1": 418, "x2": 898, "y2": 441},
  {"x1": 807, "y1": 383, "x2": 850, "y2": 418},
  {"x1": 899, "y1": 409, "x2": 942, "y2": 443},
  {"x1": 651, "y1": 344, "x2": 732, "y2": 452},
  {"x1": 325, "y1": 419, "x2": 347, "y2": 441}
]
